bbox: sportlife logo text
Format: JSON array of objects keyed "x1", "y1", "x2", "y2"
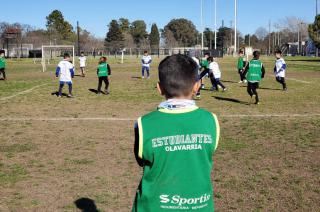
[{"x1": 160, "y1": 193, "x2": 211, "y2": 206}]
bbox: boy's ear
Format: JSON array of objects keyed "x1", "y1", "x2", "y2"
[{"x1": 157, "y1": 82, "x2": 165, "y2": 96}]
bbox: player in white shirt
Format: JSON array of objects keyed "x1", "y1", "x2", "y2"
[
  {"x1": 208, "y1": 57, "x2": 227, "y2": 92},
  {"x1": 274, "y1": 50, "x2": 287, "y2": 91},
  {"x1": 79, "y1": 52, "x2": 86, "y2": 77},
  {"x1": 141, "y1": 51, "x2": 152, "y2": 79},
  {"x1": 55, "y1": 53, "x2": 75, "y2": 98}
]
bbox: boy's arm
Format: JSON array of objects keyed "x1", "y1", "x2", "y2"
[
  {"x1": 261, "y1": 64, "x2": 266, "y2": 78},
  {"x1": 55, "y1": 67, "x2": 60, "y2": 77},
  {"x1": 134, "y1": 122, "x2": 144, "y2": 167},
  {"x1": 141, "y1": 59, "x2": 145, "y2": 64},
  {"x1": 107, "y1": 64, "x2": 111, "y2": 75},
  {"x1": 70, "y1": 68, "x2": 74, "y2": 78}
]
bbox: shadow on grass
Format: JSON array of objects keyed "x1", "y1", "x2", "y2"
[
  {"x1": 239, "y1": 85, "x2": 281, "y2": 91},
  {"x1": 74, "y1": 198, "x2": 99, "y2": 212},
  {"x1": 221, "y1": 80, "x2": 239, "y2": 84},
  {"x1": 131, "y1": 76, "x2": 142, "y2": 79},
  {"x1": 74, "y1": 74, "x2": 85, "y2": 77},
  {"x1": 88, "y1": 88, "x2": 109, "y2": 95},
  {"x1": 213, "y1": 96, "x2": 248, "y2": 105},
  {"x1": 51, "y1": 92, "x2": 68, "y2": 97}
]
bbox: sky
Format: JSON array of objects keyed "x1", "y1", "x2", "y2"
[{"x1": 0, "y1": 0, "x2": 317, "y2": 38}]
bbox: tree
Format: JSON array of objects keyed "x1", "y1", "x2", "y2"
[
  {"x1": 105, "y1": 20, "x2": 124, "y2": 52},
  {"x1": 46, "y1": 10, "x2": 74, "y2": 41},
  {"x1": 255, "y1": 27, "x2": 268, "y2": 40},
  {"x1": 203, "y1": 28, "x2": 214, "y2": 49},
  {"x1": 308, "y1": 15, "x2": 320, "y2": 49},
  {"x1": 163, "y1": 19, "x2": 198, "y2": 47},
  {"x1": 119, "y1": 18, "x2": 130, "y2": 33},
  {"x1": 149, "y1": 24, "x2": 160, "y2": 50},
  {"x1": 130, "y1": 20, "x2": 147, "y2": 47}
]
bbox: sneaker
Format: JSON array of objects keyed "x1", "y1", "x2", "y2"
[
  {"x1": 67, "y1": 94, "x2": 74, "y2": 98},
  {"x1": 57, "y1": 95, "x2": 62, "y2": 98},
  {"x1": 195, "y1": 95, "x2": 201, "y2": 100},
  {"x1": 255, "y1": 101, "x2": 260, "y2": 105},
  {"x1": 201, "y1": 84, "x2": 205, "y2": 89},
  {"x1": 142, "y1": 76, "x2": 144, "y2": 79},
  {"x1": 223, "y1": 88, "x2": 227, "y2": 92},
  {"x1": 210, "y1": 87, "x2": 216, "y2": 91},
  {"x1": 283, "y1": 87, "x2": 287, "y2": 92},
  {"x1": 250, "y1": 95, "x2": 256, "y2": 104},
  {"x1": 243, "y1": 80, "x2": 247, "y2": 83},
  {"x1": 104, "y1": 90, "x2": 110, "y2": 95},
  {"x1": 238, "y1": 80, "x2": 243, "y2": 83}
]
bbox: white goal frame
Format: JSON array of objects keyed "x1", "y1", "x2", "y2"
[{"x1": 41, "y1": 45, "x2": 75, "y2": 72}]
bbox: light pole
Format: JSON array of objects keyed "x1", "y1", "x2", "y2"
[
  {"x1": 214, "y1": 0, "x2": 217, "y2": 50},
  {"x1": 234, "y1": 0, "x2": 237, "y2": 55},
  {"x1": 201, "y1": 0, "x2": 204, "y2": 50}
]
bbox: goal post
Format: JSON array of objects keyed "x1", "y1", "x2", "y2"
[{"x1": 41, "y1": 45, "x2": 75, "y2": 72}]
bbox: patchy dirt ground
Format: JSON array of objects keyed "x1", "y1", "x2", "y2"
[{"x1": 0, "y1": 56, "x2": 319, "y2": 211}]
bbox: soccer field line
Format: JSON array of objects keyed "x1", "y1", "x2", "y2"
[
  {"x1": 0, "y1": 114, "x2": 319, "y2": 122},
  {"x1": 0, "y1": 83, "x2": 48, "y2": 101},
  {"x1": 267, "y1": 74, "x2": 311, "y2": 84}
]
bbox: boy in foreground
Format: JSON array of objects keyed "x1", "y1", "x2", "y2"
[
  {"x1": 0, "y1": 50, "x2": 6, "y2": 80},
  {"x1": 274, "y1": 50, "x2": 287, "y2": 91},
  {"x1": 132, "y1": 54, "x2": 220, "y2": 212},
  {"x1": 243, "y1": 51, "x2": 265, "y2": 105},
  {"x1": 55, "y1": 53, "x2": 75, "y2": 98}
]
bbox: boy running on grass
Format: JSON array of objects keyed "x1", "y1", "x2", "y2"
[
  {"x1": 79, "y1": 51, "x2": 87, "y2": 77},
  {"x1": 237, "y1": 50, "x2": 247, "y2": 83},
  {"x1": 132, "y1": 54, "x2": 220, "y2": 212},
  {"x1": 243, "y1": 51, "x2": 265, "y2": 105},
  {"x1": 208, "y1": 57, "x2": 227, "y2": 92},
  {"x1": 274, "y1": 50, "x2": 287, "y2": 91},
  {"x1": 0, "y1": 50, "x2": 6, "y2": 80},
  {"x1": 55, "y1": 53, "x2": 75, "y2": 98},
  {"x1": 97, "y1": 56, "x2": 111, "y2": 95},
  {"x1": 141, "y1": 51, "x2": 152, "y2": 79}
]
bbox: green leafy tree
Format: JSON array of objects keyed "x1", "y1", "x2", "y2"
[
  {"x1": 203, "y1": 28, "x2": 214, "y2": 49},
  {"x1": 46, "y1": 10, "x2": 73, "y2": 41},
  {"x1": 130, "y1": 20, "x2": 147, "y2": 47},
  {"x1": 163, "y1": 18, "x2": 198, "y2": 46},
  {"x1": 105, "y1": 20, "x2": 124, "y2": 52},
  {"x1": 308, "y1": 15, "x2": 320, "y2": 48},
  {"x1": 119, "y1": 18, "x2": 130, "y2": 33},
  {"x1": 149, "y1": 24, "x2": 160, "y2": 50}
]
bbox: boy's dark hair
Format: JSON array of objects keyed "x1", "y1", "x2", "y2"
[
  {"x1": 158, "y1": 54, "x2": 198, "y2": 98},
  {"x1": 81, "y1": 51, "x2": 84, "y2": 54},
  {"x1": 239, "y1": 50, "x2": 244, "y2": 54},
  {"x1": 99, "y1": 56, "x2": 107, "y2": 63},
  {"x1": 253, "y1": 51, "x2": 260, "y2": 58},
  {"x1": 208, "y1": 56, "x2": 214, "y2": 62},
  {"x1": 64, "y1": 53, "x2": 70, "y2": 58},
  {"x1": 275, "y1": 49, "x2": 282, "y2": 54},
  {"x1": 204, "y1": 52, "x2": 210, "y2": 57},
  {"x1": 0, "y1": 49, "x2": 5, "y2": 54},
  {"x1": 144, "y1": 51, "x2": 148, "y2": 54}
]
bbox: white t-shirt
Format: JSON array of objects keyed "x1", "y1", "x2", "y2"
[
  {"x1": 274, "y1": 58, "x2": 286, "y2": 77},
  {"x1": 79, "y1": 56, "x2": 86, "y2": 68},
  {"x1": 58, "y1": 60, "x2": 74, "y2": 82},
  {"x1": 142, "y1": 55, "x2": 152, "y2": 67},
  {"x1": 209, "y1": 62, "x2": 221, "y2": 79}
]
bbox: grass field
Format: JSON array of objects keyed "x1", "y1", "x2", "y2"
[{"x1": 0, "y1": 55, "x2": 319, "y2": 211}]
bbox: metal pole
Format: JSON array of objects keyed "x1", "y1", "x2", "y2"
[
  {"x1": 77, "y1": 21, "x2": 80, "y2": 56},
  {"x1": 214, "y1": 0, "x2": 217, "y2": 50},
  {"x1": 268, "y1": 20, "x2": 271, "y2": 55},
  {"x1": 317, "y1": 0, "x2": 318, "y2": 15},
  {"x1": 297, "y1": 24, "x2": 300, "y2": 55},
  {"x1": 201, "y1": 0, "x2": 204, "y2": 50},
  {"x1": 248, "y1": 34, "x2": 251, "y2": 46},
  {"x1": 234, "y1": 0, "x2": 237, "y2": 56}
]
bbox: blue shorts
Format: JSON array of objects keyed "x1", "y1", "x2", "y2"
[{"x1": 59, "y1": 81, "x2": 72, "y2": 85}]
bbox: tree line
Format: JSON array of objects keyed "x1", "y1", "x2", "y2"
[{"x1": 0, "y1": 9, "x2": 317, "y2": 56}]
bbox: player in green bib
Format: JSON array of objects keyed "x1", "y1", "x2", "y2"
[
  {"x1": 132, "y1": 54, "x2": 220, "y2": 212},
  {"x1": 237, "y1": 50, "x2": 247, "y2": 83},
  {"x1": 0, "y1": 50, "x2": 6, "y2": 80},
  {"x1": 96, "y1": 57, "x2": 111, "y2": 95},
  {"x1": 243, "y1": 51, "x2": 265, "y2": 104}
]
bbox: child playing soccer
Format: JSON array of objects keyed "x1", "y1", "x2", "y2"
[
  {"x1": 132, "y1": 54, "x2": 220, "y2": 212},
  {"x1": 237, "y1": 50, "x2": 247, "y2": 83},
  {"x1": 0, "y1": 50, "x2": 6, "y2": 80},
  {"x1": 55, "y1": 53, "x2": 75, "y2": 98},
  {"x1": 243, "y1": 51, "x2": 265, "y2": 104},
  {"x1": 97, "y1": 56, "x2": 111, "y2": 95},
  {"x1": 208, "y1": 57, "x2": 227, "y2": 92},
  {"x1": 79, "y1": 51, "x2": 86, "y2": 77},
  {"x1": 274, "y1": 50, "x2": 287, "y2": 91},
  {"x1": 141, "y1": 51, "x2": 152, "y2": 79}
]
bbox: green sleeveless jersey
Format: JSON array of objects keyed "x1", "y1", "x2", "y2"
[
  {"x1": 0, "y1": 57, "x2": 6, "y2": 69},
  {"x1": 237, "y1": 56, "x2": 244, "y2": 69},
  {"x1": 200, "y1": 59, "x2": 209, "y2": 69},
  {"x1": 133, "y1": 107, "x2": 219, "y2": 212},
  {"x1": 246, "y1": 59, "x2": 262, "y2": 82},
  {"x1": 97, "y1": 62, "x2": 108, "y2": 77}
]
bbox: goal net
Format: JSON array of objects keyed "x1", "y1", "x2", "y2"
[{"x1": 41, "y1": 45, "x2": 75, "y2": 72}]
